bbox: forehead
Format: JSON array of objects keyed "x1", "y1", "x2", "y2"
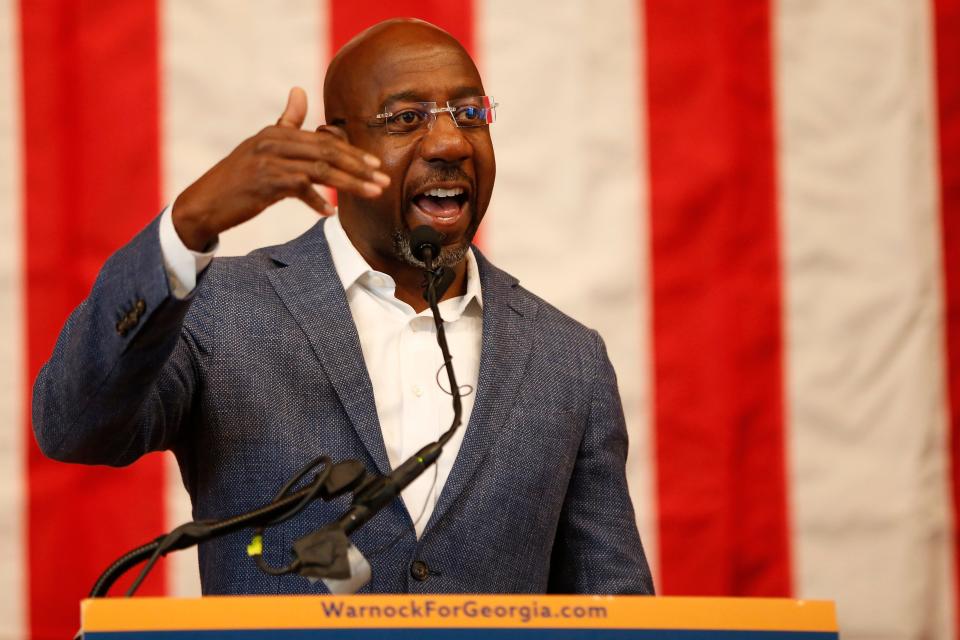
[{"x1": 353, "y1": 40, "x2": 484, "y2": 109}]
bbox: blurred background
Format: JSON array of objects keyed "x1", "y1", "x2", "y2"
[{"x1": 1, "y1": 0, "x2": 958, "y2": 638}]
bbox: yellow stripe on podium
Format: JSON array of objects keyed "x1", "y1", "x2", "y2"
[{"x1": 82, "y1": 595, "x2": 838, "y2": 633}]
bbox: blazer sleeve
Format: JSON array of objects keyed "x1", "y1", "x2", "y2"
[
  {"x1": 547, "y1": 331, "x2": 656, "y2": 594},
  {"x1": 31, "y1": 215, "x2": 204, "y2": 467}
]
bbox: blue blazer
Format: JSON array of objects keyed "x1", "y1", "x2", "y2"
[{"x1": 32, "y1": 216, "x2": 654, "y2": 595}]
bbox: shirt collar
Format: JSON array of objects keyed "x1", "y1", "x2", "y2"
[{"x1": 324, "y1": 214, "x2": 483, "y2": 312}]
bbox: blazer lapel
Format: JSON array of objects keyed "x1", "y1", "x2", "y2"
[
  {"x1": 265, "y1": 220, "x2": 392, "y2": 476},
  {"x1": 425, "y1": 250, "x2": 538, "y2": 534}
]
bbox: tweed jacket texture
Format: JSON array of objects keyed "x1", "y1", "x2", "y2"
[{"x1": 32, "y1": 215, "x2": 654, "y2": 595}]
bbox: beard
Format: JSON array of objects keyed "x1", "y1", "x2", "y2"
[{"x1": 392, "y1": 229, "x2": 470, "y2": 269}]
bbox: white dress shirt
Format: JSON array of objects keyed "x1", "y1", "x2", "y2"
[{"x1": 158, "y1": 207, "x2": 482, "y2": 537}]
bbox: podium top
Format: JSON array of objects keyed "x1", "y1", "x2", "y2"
[{"x1": 81, "y1": 594, "x2": 838, "y2": 639}]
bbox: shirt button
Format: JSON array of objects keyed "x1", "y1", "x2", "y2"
[
  {"x1": 413, "y1": 385, "x2": 423, "y2": 397},
  {"x1": 410, "y1": 560, "x2": 429, "y2": 582}
]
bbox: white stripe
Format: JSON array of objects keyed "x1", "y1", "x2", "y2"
[
  {"x1": 162, "y1": 0, "x2": 327, "y2": 261},
  {"x1": 0, "y1": 0, "x2": 25, "y2": 635},
  {"x1": 161, "y1": 0, "x2": 327, "y2": 596},
  {"x1": 776, "y1": 1, "x2": 954, "y2": 637},
  {"x1": 478, "y1": 0, "x2": 658, "y2": 582}
]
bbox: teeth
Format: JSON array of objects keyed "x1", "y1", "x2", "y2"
[{"x1": 424, "y1": 187, "x2": 464, "y2": 198}]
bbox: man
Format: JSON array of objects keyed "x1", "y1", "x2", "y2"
[{"x1": 33, "y1": 18, "x2": 653, "y2": 595}]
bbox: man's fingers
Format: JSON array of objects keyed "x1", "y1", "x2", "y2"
[
  {"x1": 318, "y1": 127, "x2": 382, "y2": 170},
  {"x1": 276, "y1": 87, "x2": 308, "y2": 129},
  {"x1": 271, "y1": 171, "x2": 335, "y2": 214},
  {"x1": 256, "y1": 140, "x2": 388, "y2": 187},
  {"x1": 254, "y1": 129, "x2": 381, "y2": 171},
  {"x1": 278, "y1": 159, "x2": 386, "y2": 198}
]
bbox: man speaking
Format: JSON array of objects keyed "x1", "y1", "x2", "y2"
[{"x1": 32, "y1": 18, "x2": 654, "y2": 595}]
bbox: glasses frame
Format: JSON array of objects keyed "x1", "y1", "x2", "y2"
[{"x1": 370, "y1": 96, "x2": 498, "y2": 135}]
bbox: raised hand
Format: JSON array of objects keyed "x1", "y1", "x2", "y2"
[{"x1": 171, "y1": 87, "x2": 389, "y2": 250}]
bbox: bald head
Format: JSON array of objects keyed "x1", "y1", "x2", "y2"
[{"x1": 323, "y1": 19, "x2": 482, "y2": 122}]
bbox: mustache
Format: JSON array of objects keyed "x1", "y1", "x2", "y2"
[{"x1": 407, "y1": 165, "x2": 473, "y2": 196}]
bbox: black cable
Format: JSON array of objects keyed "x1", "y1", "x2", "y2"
[
  {"x1": 435, "y1": 362, "x2": 473, "y2": 397},
  {"x1": 256, "y1": 553, "x2": 299, "y2": 576},
  {"x1": 253, "y1": 525, "x2": 301, "y2": 576},
  {"x1": 421, "y1": 256, "x2": 463, "y2": 448},
  {"x1": 92, "y1": 456, "x2": 342, "y2": 597},
  {"x1": 275, "y1": 455, "x2": 332, "y2": 500},
  {"x1": 123, "y1": 456, "x2": 335, "y2": 597},
  {"x1": 246, "y1": 456, "x2": 334, "y2": 576},
  {"x1": 263, "y1": 456, "x2": 332, "y2": 527},
  {"x1": 126, "y1": 536, "x2": 167, "y2": 598},
  {"x1": 125, "y1": 540, "x2": 166, "y2": 596},
  {"x1": 90, "y1": 540, "x2": 160, "y2": 598}
]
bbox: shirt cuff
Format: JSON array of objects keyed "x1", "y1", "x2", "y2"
[{"x1": 159, "y1": 204, "x2": 218, "y2": 299}]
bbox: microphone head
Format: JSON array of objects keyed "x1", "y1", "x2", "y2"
[{"x1": 409, "y1": 225, "x2": 444, "y2": 263}]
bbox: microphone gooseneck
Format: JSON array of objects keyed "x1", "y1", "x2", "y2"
[{"x1": 408, "y1": 225, "x2": 463, "y2": 447}]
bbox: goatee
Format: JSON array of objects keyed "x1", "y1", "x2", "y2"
[{"x1": 392, "y1": 230, "x2": 469, "y2": 269}]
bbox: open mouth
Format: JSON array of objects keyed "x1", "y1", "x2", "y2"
[{"x1": 410, "y1": 186, "x2": 470, "y2": 228}]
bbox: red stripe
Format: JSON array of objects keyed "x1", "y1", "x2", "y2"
[
  {"x1": 643, "y1": 0, "x2": 792, "y2": 595},
  {"x1": 933, "y1": 0, "x2": 960, "y2": 633},
  {"x1": 21, "y1": 1, "x2": 166, "y2": 635},
  {"x1": 329, "y1": 1, "x2": 474, "y2": 55}
]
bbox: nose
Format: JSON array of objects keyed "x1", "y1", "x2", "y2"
[{"x1": 419, "y1": 112, "x2": 472, "y2": 164}]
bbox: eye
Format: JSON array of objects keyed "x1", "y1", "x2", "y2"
[
  {"x1": 388, "y1": 109, "x2": 427, "y2": 132},
  {"x1": 454, "y1": 105, "x2": 486, "y2": 126}
]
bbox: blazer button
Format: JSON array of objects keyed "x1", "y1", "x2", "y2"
[{"x1": 410, "y1": 560, "x2": 429, "y2": 582}]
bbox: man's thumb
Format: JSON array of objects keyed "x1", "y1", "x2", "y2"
[{"x1": 277, "y1": 87, "x2": 308, "y2": 128}]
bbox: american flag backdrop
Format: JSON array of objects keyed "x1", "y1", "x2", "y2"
[{"x1": 1, "y1": 0, "x2": 959, "y2": 638}]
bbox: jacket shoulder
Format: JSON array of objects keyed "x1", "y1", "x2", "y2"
[{"x1": 475, "y1": 249, "x2": 602, "y2": 341}]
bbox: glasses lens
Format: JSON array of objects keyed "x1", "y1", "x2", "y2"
[
  {"x1": 384, "y1": 104, "x2": 430, "y2": 133},
  {"x1": 449, "y1": 96, "x2": 496, "y2": 128}
]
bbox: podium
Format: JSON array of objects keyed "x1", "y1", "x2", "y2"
[{"x1": 80, "y1": 594, "x2": 839, "y2": 638}]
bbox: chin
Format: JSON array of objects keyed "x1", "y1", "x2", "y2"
[{"x1": 391, "y1": 229, "x2": 471, "y2": 270}]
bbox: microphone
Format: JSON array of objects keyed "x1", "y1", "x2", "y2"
[
  {"x1": 409, "y1": 226, "x2": 456, "y2": 299},
  {"x1": 410, "y1": 225, "x2": 442, "y2": 263}
]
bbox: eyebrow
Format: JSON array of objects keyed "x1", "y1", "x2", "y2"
[{"x1": 382, "y1": 86, "x2": 487, "y2": 104}]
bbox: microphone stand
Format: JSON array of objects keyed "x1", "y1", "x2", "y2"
[{"x1": 88, "y1": 226, "x2": 463, "y2": 597}]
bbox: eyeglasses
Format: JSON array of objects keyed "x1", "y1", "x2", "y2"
[{"x1": 372, "y1": 96, "x2": 498, "y2": 134}]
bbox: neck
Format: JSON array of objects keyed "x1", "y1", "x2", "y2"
[
  {"x1": 388, "y1": 257, "x2": 468, "y2": 314},
  {"x1": 336, "y1": 215, "x2": 470, "y2": 313}
]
